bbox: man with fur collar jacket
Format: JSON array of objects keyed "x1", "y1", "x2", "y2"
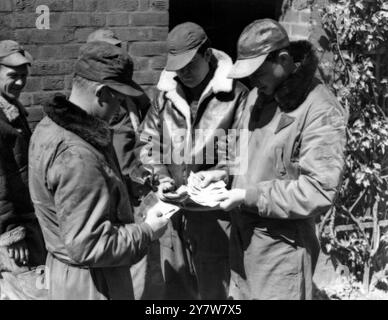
[
  {"x1": 212, "y1": 19, "x2": 348, "y2": 299},
  {"x1": 28, "y1": 41, "x2": 169, "y2": 300},
  {"x1": 133, "y1": 22, "x2": 248, "y2": 299},
  {"x1": 0, "y1": 40, "x2": 46, "y2": 277}
]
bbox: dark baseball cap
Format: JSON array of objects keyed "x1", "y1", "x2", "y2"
[
  {"x1": 75, "y1": 41, "x2": 143, "y2": 96},
  {"x1": 165, "y1": 22, "x2": 208, "y2": 71},
  {"x1": 0, "y1": 40, "x2": 33, "y2": 67},
  {"x1": 87, "y1": 29, "x2": 122, "y2": 46},
  {"x1": 228, "y1": 19, "x2": 290, "y2": 79}
]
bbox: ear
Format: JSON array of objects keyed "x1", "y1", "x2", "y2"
[
  {"x1": 278, "y1": 51, "x2": 293, "y2": 67},
  {"x1": 204, "y1": 48, "x2": 212, "y2": 62},
  {"x1": 95, "y1": 84, "x2": 106, "y2": 98}
]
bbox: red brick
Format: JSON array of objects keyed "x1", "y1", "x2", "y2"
[
  {"x1": 0, "y1": 14, "x2": 14, "y2": 30},
  {"x1": 150, "y1": 56, "x2": 167, "y2": 70},
  {"x1": 148, "y1": 27, "x2": 168, "y2": 40},
  {"x1": 64, "y1": 75, "x2": 73, "y2": 90},
  {"x1": 19, "y1": 92, "x2": 33, "y2": 107},
  {"x1": 139, "y1": 0, "x2": 149, "y2": 11},
  {"x1": 23, "y1": 45, "x2": 39, "y2": 59},
  {"x1": 107, "y1": 13, "x2": 130, "y2": 26},
  {"x1": 26, "y1": 105, "x2": 44, "y2": 123},
  {"x1": 129, "y1": 41, "x2": 167, "y2": 56},
  {"x1": 38, "y1": 45, "x2": 60, "y2": 60},
  {"x1": 12, "y1": 13, "x2": 36, "y2": 28},
  {"x1": 73, "y1": 0, "x2": 99, "y2": 12},
  {"x1": 42, "y1": 76, "x2": 65, "y2": 91},
  {"x1": 74, "y1": 28, "x2": 96, "y2": 43},
  {"x1": 24, "y1": 77, "x2": 41, "y2": 92},
  {"x1": 33, "y1": 91, "x2": 66, "y2": 105},
  {"x1": 150, "y1": 0, "x2": 169, "y2": 11},
  {"x1": 113, "y1": 28, "x2": 149, "y2": 41},
  {"x1": 107, "y1": 0, "x2": 138, "y2": 12},
  {"x1": 16, "y1": 29, "x2": 75, "y2": 44},
  {"x1": 62, "y1": 44, "x2": 82, "y2": 59},
  {"x1": 0, "y1": 0, "x2": 12, "y2": 12},
  {"x1": 35, "y1": 0, "x2": 73, "y2": 11},
  {"x1": 132, "y1": 57, "x2": 150, "y2": 71},
  {"x1": 130, "y1": 12, "x2": 168, "y2": 26},
  {"x1": 31, "y1": 60, "x2": 74, "y2": 76},
  {"x1": 133, "y1": 71, "x2": 161, "y2": 85},
  {"x1": 60, "y1": 13, "x2": 106, "y2": 27}
]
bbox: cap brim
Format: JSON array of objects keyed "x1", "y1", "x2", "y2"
[
  {"x1": 105, "y1": 80, "x2": 144, "y2": 97},
  {"x1": 0, "y1": 51, "x2": 32, "y2": 67},
  {"x1": 228, "y1": 54, "x2": 268, "y2": 79},
  {"x1": 102, "y1": 37, "x2": 122, "y2": 46},
  {"x1": 165, "y1": 47, "x2": 199, "y2": 72}
]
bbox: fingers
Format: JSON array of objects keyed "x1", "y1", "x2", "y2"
[
  {"x1": 8, "y1": 247, "x2": 14, "y2": 259},
  {"x1": 200, "y1": 176, "x2": 212, "y2": 188}
]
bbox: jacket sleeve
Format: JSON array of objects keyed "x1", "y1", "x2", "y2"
[
  {"x1": 214, "y1": 82, "x2": 249, "y2": 180},
  {"x1": 131, "y1": 92, "x2": 172, "y2": 182},
  {"x1": 47, "y1": 145, "x2": 154, "y2": 267},
  {"x1": 244, "y1": 102, "x2": 347, "y2": 219}
]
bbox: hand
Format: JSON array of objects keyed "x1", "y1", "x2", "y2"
[
  {"x1": 196, "y1": 170, "x2": 228, "y2": 188},
  {"x1": 144, "y1": 205, "x2": 169, "y2": 241},
  {"x1": 157, "y1": 178, "x2": 176, "y2": 201},
  {"x1": 213, "y1": 189, "x2": 246, "y2": 211},
  {"x1": 7, "y1": 240, "x2": 29, "y2": 266}
]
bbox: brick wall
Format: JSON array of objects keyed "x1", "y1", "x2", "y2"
[{"x1": 0, "y1": 0, "x2": 169, "y2": 127}]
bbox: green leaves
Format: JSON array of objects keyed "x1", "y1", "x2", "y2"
[{"x1": 319, "y1": 0, "x2": 388, "y2": 287}]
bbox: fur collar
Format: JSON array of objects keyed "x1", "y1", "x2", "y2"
[
  {"x1": 156, "y1": 48, "x2": 234, "y2": 124},
  {"x1": 44, "y1": 94, "x2": 111, "y2": 152},
  {"x1": 0, "y1": 95, "x2": 26, "y2": 123},
  {"x1": 274, "y1": 40, "x2": 320, "y2": 112}
]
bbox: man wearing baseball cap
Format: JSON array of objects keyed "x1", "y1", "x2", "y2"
[
  {"x1": 28, "y1": 41, "x2": 169, "y2": 300},
  {"x1": 211, "y1": 19, "x2": 348, "y2": 299},
  {"x1": 132, "y1": 22, "x2": 248, "y2": 299},
  {"x1": 0, "y1": 40, "x2": 47, "y2": 286}
]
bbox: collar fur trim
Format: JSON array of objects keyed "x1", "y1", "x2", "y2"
[
  {"x1": 0, "y1": 95, "x2": 25, "y2": 123},
  {"x1": 274, "y1": 40, "x2": 320, "y2": 112},
  {"x1": 44, "y1": 94, "x2": 111, "y2": 151}
]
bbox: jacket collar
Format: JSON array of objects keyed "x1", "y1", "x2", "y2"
[
  {"x1": 156, "y1": 49, "x2": 234, "y2": 122},
  {"x1": 274, "y1": 40, "x2": 320, "y2": 112},
  {"x1": 44, "y1": 94, "x2": 111, "y2": 152},
  {"x1": 0, "y1": 95, "x2": 27, "y2": 123}
]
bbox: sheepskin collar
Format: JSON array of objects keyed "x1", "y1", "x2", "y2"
[
  {"x1": 156, "y1": 49, "x2": 234, "y2": 122},
  {"x1": 44, "y1": 94, "x2": 111, "y2": 152},
  {"x1": 0, "y1": 95, "x2": 27, "y2": 123},
  {"x1": 273, "y1": 40, "x2": 320, "y2": 112}
]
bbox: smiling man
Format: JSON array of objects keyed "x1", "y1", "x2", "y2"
[{"x1": 0, "y1": 40, "x2": 46, "y2": 276}]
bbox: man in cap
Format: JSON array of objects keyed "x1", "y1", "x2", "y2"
[
  {"x1": 28, "y1": 41, "x2": 169, "y2": 300},
  {"x1": 87, "y1": 28, "x2": 154, "y2": 300},
  {"x1": 210, "y1": 19, "x2": 347, "y2": 299},
  {"x1": 0, "y1": 40, "x2": 46, "y2": 277},
  {"x1": 133, "y1": 22, "x2": 248, "y2": 299}
]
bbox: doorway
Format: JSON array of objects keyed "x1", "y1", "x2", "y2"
[{"x1": 169, "y1": 0, "x2": 284, "y2": 60}]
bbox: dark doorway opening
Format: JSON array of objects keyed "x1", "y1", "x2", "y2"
[{"x1": 169, "y1": 0, "x2": 283, "y2": 60}]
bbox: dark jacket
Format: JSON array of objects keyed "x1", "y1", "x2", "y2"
[
  {"x1": 0, "y1": 95, "x2": 45, "y2": 271},
  {"x1": 28, "y1": 95, "x2": 154, "y2": 300},
  {"x1": 230, "y1": 41, "x2": 348, "y2": 300}
]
